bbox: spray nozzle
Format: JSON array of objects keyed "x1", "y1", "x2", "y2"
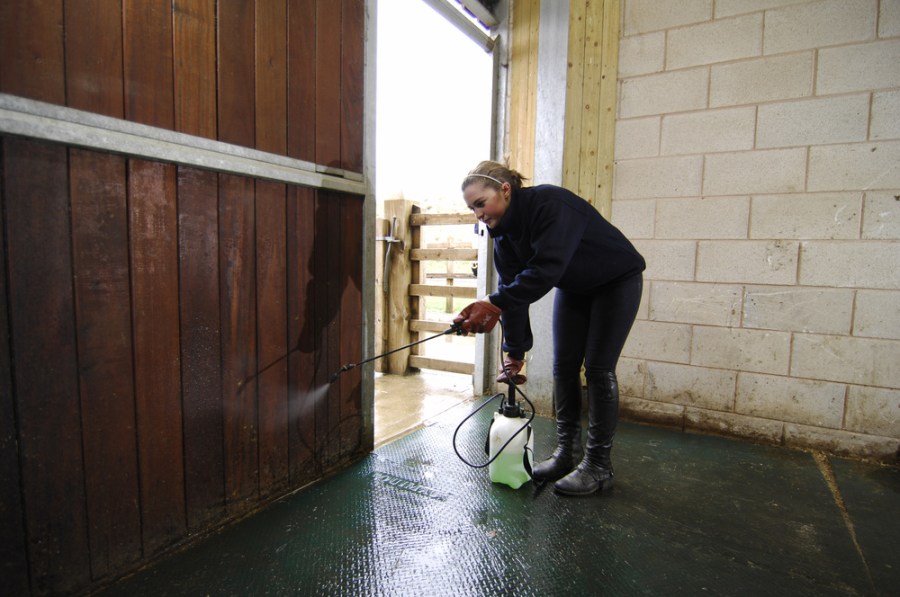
[{"x1": 329, "y1": 363, "x2": 356, "y2": 384}]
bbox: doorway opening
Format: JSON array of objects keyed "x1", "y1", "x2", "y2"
[{"x1": 374, "y1": 0, "x2": 495, "y2": 445}]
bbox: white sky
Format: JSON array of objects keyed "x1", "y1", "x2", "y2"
[{"x1": 376, "y1": 0, "x2": 494, "y2": 213}]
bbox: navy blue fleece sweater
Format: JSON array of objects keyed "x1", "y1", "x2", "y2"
[{"x1": 487, "y1": 184, "x2": 645, "y2": 355}]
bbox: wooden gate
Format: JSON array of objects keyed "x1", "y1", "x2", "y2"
[{"x1": 376, "y1": 199, "x2": 477, "y2": 375}]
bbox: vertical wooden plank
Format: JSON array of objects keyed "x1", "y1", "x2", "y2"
[
  {"x1": 316, "y1": 0, "x2": 342, "y2": 166},
  {"x1": 562, "y1": 0, "x2": 587, "y2": 192},
  {"x1": 129, "y1": 159, "x2": 186, "y2": 555},
  {"x1": 177, "y1": 166, "x2": 225, "y2": 531},
  {"x1": 373, "y1": 217, "x2": 389, "y2": 373},
  {"x1": 384, "y1": 198, "x2": 413, "y2": 374},
  {"x1": 256, "y1": 181, "x2": 289, "y2": 495},
  {"x1": 287, "y1": 0, "x2": 316, "y2": 162},
  {"x1": 576, "y1": 0, "x2": 603, "y2": 204},
  {"x1": 0, "y1": 0, "x2": 65, "y2": 103},
  {"x1": 174, "y1": 0, "x2": 217, "y2": 139},
  {"x1": 4, "y1": 138, "x2": 90, "y2": 594},
  {"x1": 508, "y1": 0, "x2": 539, "y2": 176},
  {"x1": 523, "y1": 0, "x2": 541, "y2": 176},
  {"x1": 339, "y1": 194, "x2": 363, "y2": 456},
  {"x1": 526, "y1": 0, "x2": 541, "y2": 174},
  {"x1": 257, "y1": 0, "x2": 288, "y2": 155},
  {"x1": 287, "y1": 186, "x2": 318, "y2": 483},
  {"x1": 219, "y1": 174, "x2": 259, "y2": 511},
  {"x1": 562, "y1": 0, "x2": 618, "y2": 217},
  {"x1": 595, "y1": 0, "x2": 620, "y2": 219},
  {"x1": 123, "y1": 0, "x2": 175, "y2": 128},
  {"x1": 218, "y1": 0, "x2": 256, "y2": 147},
  {"x1": 509, "y1": 0, "x2": 528, "y2": 168},
  {"x1": 312, "y1": 192, "x2": 340, "y2": 467},
  {"x1": 0, "y1": 139, "x2": 31, "y2": 597},
  {"x1": 312, "y1": 192, "x2": 330, "y2": 465},
  {"x1": 409, "y1": 204, "x2": 422, "y2": 354},
  {"x1": 65, "y1": 0, "x2": 125, "y2": 117},
  {"x1": 69, "y1": 149, "x2": 142, "y2": 579},
  {"x1": 341, "y1": 0, "x2": 365, "y2": 172},
  {"x1": 328, "y1": 195, "x2": 345, "y2": 466}
]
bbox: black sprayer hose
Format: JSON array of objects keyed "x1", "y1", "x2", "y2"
[
  {"x1": 452, "y1": 323, "x2": 535, "y2": 469},
  {"x1": 451, "y1": 388, "x2": 534, "y2": 469}
]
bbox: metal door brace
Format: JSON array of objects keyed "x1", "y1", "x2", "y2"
[{"x1": 376, "y1": 215, "x2": 403, "y2": 293}]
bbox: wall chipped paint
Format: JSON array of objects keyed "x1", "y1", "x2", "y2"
[{"x1": 613, "y1": 0, "x2": 899, "y2": 462}]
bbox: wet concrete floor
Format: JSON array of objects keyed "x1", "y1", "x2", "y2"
[
  {"x1": 98, "y1": 373, "x2": 898, "y2": 596},
  {"x1": 373, "y1": 370, "x2": 475, "y2": 447}
]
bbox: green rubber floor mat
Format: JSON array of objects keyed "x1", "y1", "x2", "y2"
[{"x1": 98, "y1": 398, "x2": 898, "y2": 596}]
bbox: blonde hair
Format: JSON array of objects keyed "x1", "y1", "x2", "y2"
[{"x1": 461, "y1": 161, "x2": 527, "y2": 192}]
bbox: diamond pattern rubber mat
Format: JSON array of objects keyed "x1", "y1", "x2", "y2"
[{"x1": 99, "y1": 399, "x2": 898, "y2": 596}]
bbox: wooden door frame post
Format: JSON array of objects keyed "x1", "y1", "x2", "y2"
[{"x1": 383, "y1": 198, "x2": 415, "y2": 374}]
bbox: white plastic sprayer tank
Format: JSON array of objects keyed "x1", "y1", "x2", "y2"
[{"x1": 488, "y1": 411, "x2": 533, "y2": 489}]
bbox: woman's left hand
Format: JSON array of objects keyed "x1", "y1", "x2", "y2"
[
  {"x1": 453, "y1": 299, "x2": 502, "y2": 334},
  {"x1": 496, "y1": 355, "x2": 526, "y2": 384}
]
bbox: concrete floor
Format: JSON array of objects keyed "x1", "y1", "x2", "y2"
[
  {"x1": 373, "y1": 370, "x2": 475, "y2": 447},
  {"x1": 97, "y1": 372, "x2": 899, "y2": 596}
]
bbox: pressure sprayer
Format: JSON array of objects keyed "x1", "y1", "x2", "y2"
[
  {"x1": 330, "y1": 323, "x2": 535, "y2": 490},
  {"x1": 452, "y1": 376, "x2": 535, "y2": 490}
]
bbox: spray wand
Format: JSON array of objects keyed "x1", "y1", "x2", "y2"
[
  {"x1": 238, "y1": 323, "x2": 465, "y2": 391},
  {"x1": 329, "y1": 323, "x2": 465, "y2": 383}
]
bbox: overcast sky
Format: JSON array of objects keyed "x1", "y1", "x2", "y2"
[{"x1": 376, "y1": 0, "x2": 494, "y2": 213}]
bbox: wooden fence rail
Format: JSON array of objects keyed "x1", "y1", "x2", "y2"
[{"x1": 377, "y1": 199, "x2": 477, "y2": 376}]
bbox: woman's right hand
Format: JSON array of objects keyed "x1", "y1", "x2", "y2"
[{"x1": 453, "y1": 299, "x2": 502, "y2": 334}]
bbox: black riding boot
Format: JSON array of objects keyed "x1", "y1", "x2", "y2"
[
  {"x1": 532, "y1": 377, "x2": 583, "y2": 483},
  {"x1": 554, "y1": 371, "x2": 618, "y2": 496}
]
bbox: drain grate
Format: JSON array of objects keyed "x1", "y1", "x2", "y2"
[{"x1": 375, "y1": 471, "x2": 448, "y2": 502}]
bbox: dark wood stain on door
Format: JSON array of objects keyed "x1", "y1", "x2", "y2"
[
  {"x1": 70, "y1": 150, "x2": 142, "y2": 578},
  {"x1": 287, "y1": 186, "x2": 320, "y2": 484},
  {"x1": 178, "y1": 166, "x2": 226, "y2": 531},
  {"x1": 0, "y1": 140, "x2": 29, "y2": 597},
  {"x1": 4, "y1": 139, "x2": 91, "y2": 594},
  {"x1": 256, "y1": 181, "x2": 290, "y2": 496},
  {"x1": 129, "y1": 160, "x2": 188, "y2": 555},
  {"x1": 220, "y1": 173, "x2": 260, "y2": 513}
]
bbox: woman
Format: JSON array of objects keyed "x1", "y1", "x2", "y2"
[{"x1": 453, "y1": 161, "x2": 645, "y2": 496}]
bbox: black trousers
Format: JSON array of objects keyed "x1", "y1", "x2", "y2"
[{"x1": 552, "y1": 273, "x2": 643, "y2": 383}]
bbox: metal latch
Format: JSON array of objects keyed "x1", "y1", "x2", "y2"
[{"x1": 376, "y1": 215, "x2": 403, "y2": 293}]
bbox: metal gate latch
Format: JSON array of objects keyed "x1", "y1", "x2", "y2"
[{"x1": 376, "y1": 215, "x2": 404, "y2": 293}]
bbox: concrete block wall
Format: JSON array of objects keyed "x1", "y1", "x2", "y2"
[{"x1": 613, "y1": 0, "x2": 899, "y2": 462}]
